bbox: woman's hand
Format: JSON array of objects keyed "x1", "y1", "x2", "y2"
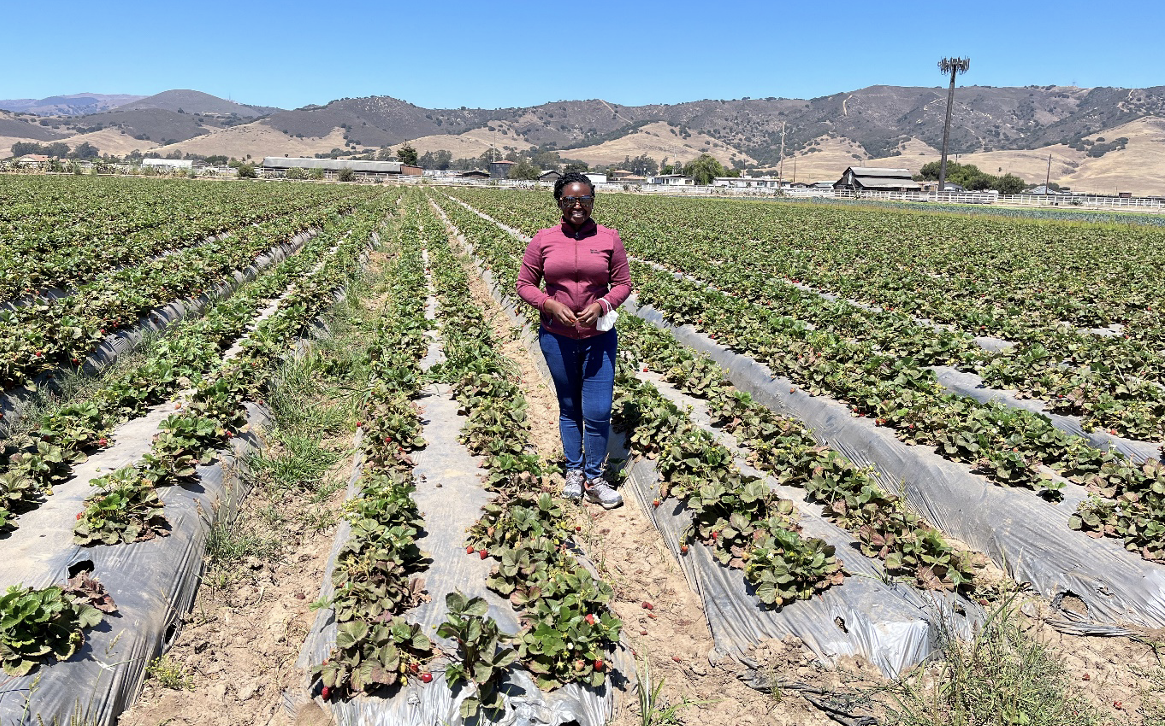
[
  {"x1": 544, "y1": 299, "x2": 578, "y2": 327},
  {"x1": 576, "y1": 302, "x2": 604, "y2": 327}
]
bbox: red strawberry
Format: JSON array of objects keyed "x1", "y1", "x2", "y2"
[
  {"x1": 479, "y1": 550, "x2": 488, "y2": 559},
  {"x1": 652, "y1": 498, "x2": 661, "y2": 508},
  {"x1": 593, "y1": 659, "x2": 604, "y2": 671},
  {"x1": 680, "y1": 545, "x2": 689, "y2": 555},
  {"x1": 575, "y1": 525, "x2": 582, "y2": 532},
  {"x1": 98, "y1": 438, "x2": 108, "y2": 447},
  {"x1": 421, "y1": 672, "x2": 433, "y2": 683},
  {"x1": 1114, "y1": 701, "x2": 1123, "y2": 710},
  {"x1": 409, "y1": 662, "x2": 419, "y2": 673},
  {"x1": 711, "y1": 531, "x2": 719, "y2": 540},
  {"x1": 76, "y1": 512, "x2": 83, "y2": 520},
  {"x1": 467, "y1": 545, "x2": 475, "y2": 555},
  {"x1": 585, "y1": 614, "x2": 597, "y2": 625},
  {"x1": 320, "y1": 686, "x2": 331, "y2": 700},
  {"x1": 642, "y1": 601, "x2": 653, "y2": 610}
]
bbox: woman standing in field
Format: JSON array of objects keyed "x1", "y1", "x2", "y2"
[{"x1": 516, "y1": 172, "x2": 632, "y2": 509}]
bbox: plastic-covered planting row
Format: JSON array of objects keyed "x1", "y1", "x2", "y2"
[
  {"x1": 0, "y1": 215, "x2": 386, "y2": 726},
  {"x1": 293, "y1": 208, "x2": 624, "y2": 725},
  {"x1": 0, "y1": 227, "x2": 319, "y2": 433},
  {"x1": 435, "y1": 210, "x2": 977, "y2": 680},
  {"x1": 626, "y1": 298, "x2": 1165, "y2": 630}
]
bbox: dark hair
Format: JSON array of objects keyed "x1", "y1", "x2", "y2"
[{"x1": 553, "y1": 171, "x2": 595, "y2": 200}]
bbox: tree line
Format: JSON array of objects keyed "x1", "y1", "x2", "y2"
[
  {"x1": 11, "y1": 141, "x2": 101, "y2": 159},
  {"x1": 915, "y1": 161, "x2": 1027, "y2": 194}
]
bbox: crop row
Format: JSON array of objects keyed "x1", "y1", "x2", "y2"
[
  {"x1": 437, "y1": 189, "x2": 974, "y2": 597},
  {"x1": 436, "y1": 190, "x2": 1165, "y2": 563},
  {"x1": 616, "y1": 316, "x2": 979, "y2": 592},
  {"x1": 0, "y1": 200, "x2": 374, "y2": 533},
  {"x1": 0, "y1": 195, "x2": 366, "y2": 392},
  {"x1": 0, "y1": 181, "x2": 372, "y2": 303},
  {"x1": 422, "y1": 196, "x2": 622, "y2": 715},
  {"x1": 446, "y1": 187, "x2": 1165, "y2": 341},
  {"x1": 445, "y1": 188, "x2": 1165, "y2": 442},
  {"x1": 430, "y1": 191, "x2": 850, "y2": 606},
  {"x1": 314, "y1": 196, "x2": 438, "y2": 698},
  {"x1": 73, "y1": 196, "x2": 392, "y2": 546}
]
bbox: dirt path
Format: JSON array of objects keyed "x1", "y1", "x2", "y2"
[
  {"x1": 118, "y1": 248, "x2": 397, "y2": 726},
  {"x1": 446, "y1": 226, "x2": 841, "y2": 725}
]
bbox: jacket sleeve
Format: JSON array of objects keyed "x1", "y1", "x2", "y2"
[
  {"x1": 516, "y1": 233, "x2": 550, "y2": 310},
  {"x1": 605, "y1": 230, "x2": 632, "y2": 308}
]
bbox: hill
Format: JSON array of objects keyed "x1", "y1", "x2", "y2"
[
  {"x1": 111, "y1": 89, "x2": 277, "y2": 117},
  {"x1": 5, "y1": 85, "x2": 1165, "y2": 194},
  {"x1": 0, "y1": 93, "x2": 146, "y2": 116}
]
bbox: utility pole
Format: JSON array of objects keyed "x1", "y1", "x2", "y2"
[
  {"x1": 937, "y1": 57, "x2": 970, "y2": 196},
  {"x1": 1045, "y1": 153, "x2": 1052, "y2": 198},
  {"x1": 778, "y1": 122, "x2": 787, "y2": 185}
]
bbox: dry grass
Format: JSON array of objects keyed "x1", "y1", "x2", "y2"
[
  {"x1": 566, "y1": 121, "x2": 756, "y2": 167},
  {"x1": 145, "y1": 124, "x2": 349, "y2": 161}
]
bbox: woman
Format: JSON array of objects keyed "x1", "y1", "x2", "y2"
[{"x1": 516, "y1": 172, "x2": 632, "y2": 508}]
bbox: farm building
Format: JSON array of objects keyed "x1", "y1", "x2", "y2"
[
  {"x1": 584, "y1": 173, "x2": 608, "y2": 185},
  {"x1": 141, "y1": 159, "x2": 194, "y2": 171},
  {"x1": 833, "y1": 167, "x2": 921, "y2": 192},
  {"x1": 259, "y1": 158, "x2": 423, "y2": 180},
  {"x1": 489, "y1": 160, "x2": 516, "y2": 179},
  {"x1": 608, "y1": 169, "x2": 635, "y2": 181},
  {"x1": 712, "y1": 176, "x2": 782, "y2": 188},
  {"x1": 458, "y1": 169, "x2": 490, "y2": 179},
  {"x1": 539, "y1": 169, "x2": 562, "y2": 183},
  {"x1": 15, "y1": 154, "x2": 50, "y2": 168},
  {"x1": 648, "y1": 174, "x2": 693, "y2": 186}
]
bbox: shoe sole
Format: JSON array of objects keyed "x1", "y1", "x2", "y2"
[{"x1": 584, "y1": 496, "x2": 623, "y2": 510}]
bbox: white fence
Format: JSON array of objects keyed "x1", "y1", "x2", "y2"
[{"x1": 402, "y1": 175, "x2": 1165, "y2": 212}]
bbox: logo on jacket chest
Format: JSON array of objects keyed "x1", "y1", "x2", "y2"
[{"x1": 589, "y1": 249, "x2": 605, "y2": 254}]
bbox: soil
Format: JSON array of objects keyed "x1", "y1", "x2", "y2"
[
  {"x1": 115, "y1": 438, "x2": 351, "y2": 726},
  {"x1": 114, "y1": 208, "x2": 1165, "y2": 726},
  {"x1": 443, "y1": 222, "x2": 848, "y2": 724}
]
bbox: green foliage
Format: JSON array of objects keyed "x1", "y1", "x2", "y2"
[
  {"x1": 916, "y1": 160, "x2": 1028, "y2": 193},
  {"x1": 437, "y1": 591, "x2": 518, "y2": 720},
  {"x1": 395, "y1": 142, "x2": 418, "y2": 166},
  {"x1": 236, "y1": 162, "x2": 256, "y2": 178},
  {"x1": 682, "y1": 153, "x2": 727, "y2": 185},
  {"x1": 0, "y1": 573, "x2": 115, "y2": 676},
  {"x1": 507, "y1": 157, "x2": 541, "y2": 180}
]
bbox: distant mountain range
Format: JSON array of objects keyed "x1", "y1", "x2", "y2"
[
  {"x1": 0, "y1": 93, "x2": 146, "y2": 116},
  {"x1": 2, "y1": 86, "x2": 1164, "y2": 194}
]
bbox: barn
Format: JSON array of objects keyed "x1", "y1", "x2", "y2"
[
  {"x1": 833, "y1": 167, "x2": 921, "y2": 192},
  {"x1": 260, "y1": 157, "x2": 423, "y2": 180}
]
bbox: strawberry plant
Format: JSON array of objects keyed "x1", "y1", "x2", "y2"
[
  {"x1": 74, "y1": 466, "x2": 168, "y2": 545},
  {"x1": 314, "y1": 617, "x2": 433, "y2": 695},
  {"x1": 437, "y1": 591, "x2": 518, "y2": 720},
  {"x1": 0, "y1": 573, "x2": 116, "y2": 676}
]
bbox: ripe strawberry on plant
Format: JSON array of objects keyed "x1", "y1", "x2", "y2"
[
  {"x1": 585, "y1": 614, "x2": 596, "y2": 626},
  {"x1": 421, "y1": 672, "x2": 433, "y2": 683}
]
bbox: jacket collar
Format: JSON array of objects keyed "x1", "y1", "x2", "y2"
[{"x1": 560, "y1": 217, "x2": 597, "y2": 239}]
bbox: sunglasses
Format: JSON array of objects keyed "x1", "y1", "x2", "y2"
[{"x1": 558, "y1": 195, "x2": 594, "y2": 207}]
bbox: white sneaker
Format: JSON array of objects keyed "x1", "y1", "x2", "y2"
[
  {"x1": 584, "y1": 478, "x2": 623, "y2": 509},
  {"x1": 563, "y1": 470, "x2": 585, "y2": 500}
]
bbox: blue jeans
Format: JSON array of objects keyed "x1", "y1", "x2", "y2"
[{"x1": 538, "y1": 328, "x2": 617, "y2": 481}]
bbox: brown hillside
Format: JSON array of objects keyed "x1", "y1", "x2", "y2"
[{"x1": 564, "y1": 122, "x2": 756, "y2": 167}]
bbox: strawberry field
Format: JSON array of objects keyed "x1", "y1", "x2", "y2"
[{"x1": 3, "y1": 176, "x2": 1165, "y2": 725}]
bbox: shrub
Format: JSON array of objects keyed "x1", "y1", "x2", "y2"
[{"x1": 236, "y1": 163, "x2": 256, "y2": 178}]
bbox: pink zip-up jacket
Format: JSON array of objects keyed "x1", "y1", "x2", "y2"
[{"x1": 516, "y1": 219, "x2": 632, "y2": 339}]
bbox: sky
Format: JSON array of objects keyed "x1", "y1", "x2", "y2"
[{"x1": 4, "y1": 0, "x2": 1163, "y2": 110}]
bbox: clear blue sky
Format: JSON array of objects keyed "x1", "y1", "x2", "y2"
[{"x1": 4, "y1": 0, "x2": 1162, "y2": 110}]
